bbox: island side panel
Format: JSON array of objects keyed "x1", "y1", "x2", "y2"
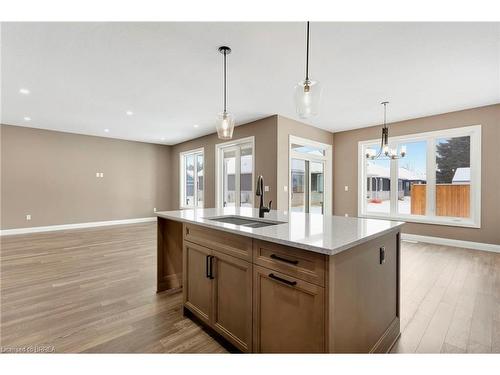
[
  {"x1": 327, "y1": 230, "x2": 400, "y2": 353},
  {"x1": 157, "y1": 217, "x2": 183, "y2": 292}
]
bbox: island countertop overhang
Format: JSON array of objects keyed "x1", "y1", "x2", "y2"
[{"x1": 156, "y1": 208, "x2": 404, "y2": 256}]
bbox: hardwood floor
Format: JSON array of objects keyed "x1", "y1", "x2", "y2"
[
  {"x1": 0, "y1": 223, "x2": 226, "y2": 353},
  {"x1": 392, "y1": 240, "x2": 500, "y2": 353},
  {"x1": 1, "y1": 223, "x2": 499, "y2": 353}
]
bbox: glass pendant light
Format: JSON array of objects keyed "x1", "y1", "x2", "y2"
[
  {"x1": 216, "y1": 46, "x2": 235, "y2": 140},
  {"x1": 294, "y1": 22, "x2": 322, "y2": 119}
]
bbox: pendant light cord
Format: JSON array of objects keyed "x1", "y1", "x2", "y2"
[
  {"x1": 223, "y1": 49, "x2": 227, "y2": 113},
  {"x1": 383, "y1": 102, "x2": 387, "y2": 128},
  {"x1": 305, "y1": 21, "x2": 310, "y2": 81}
]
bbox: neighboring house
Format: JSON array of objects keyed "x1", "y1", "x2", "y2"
[
  {"x1": 366, "y1": 162, "x2": 426, "y2": 201},
  {"x1": 452, "y1": 167, "x2": 470, "y2": 184}
]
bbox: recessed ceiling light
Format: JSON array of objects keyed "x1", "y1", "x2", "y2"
[
  {"x1": 19, "y1": 88, "x2": 30, "y2": 95},
  {"x1": 104, "y1": 129, "x2": 110, "y2": 133},
  {"x1": 23, "y1": 116, "x2": 31, "y2": 121},
  {"x1": 193, "y1": 124, "x2": 199, "y2": 128},
  {"x1": 126, "y1": 111, "x2": 134, "y2": 116}
]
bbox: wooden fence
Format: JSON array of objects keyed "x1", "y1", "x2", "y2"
[{"x1": 410, "y1": 184, "x2": 470, "y2": 217}]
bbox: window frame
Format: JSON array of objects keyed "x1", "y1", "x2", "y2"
[
  {"x1": 358, "y1": 125, "x2": 481, "y2": 228},
  {"x1": 179, "y1": 147, "x2": 204, "y2": 209},
  {"x1": 215, "y1": 136, "x2": 255, "y2": 209}
]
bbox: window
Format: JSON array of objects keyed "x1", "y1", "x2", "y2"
[
  {"x1": 180, "y1": 148, "x2": 204, "y2": 209},
  {"x1": 289, "y1": 135, "x2": 332, "y2": 215},
  {"x1": 216, "y1": 136, "x2": 254, "y2": 208},
  {"x1": 358, "y1": 125, "x2": 481, "y2": 227}
]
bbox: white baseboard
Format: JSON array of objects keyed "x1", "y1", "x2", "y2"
[
  {"x1": 0, "y1": 217, "x2": 157, "y2": 236},
  {"x1": 402, "y1": 233, "x2": 500, "y2": 253}
]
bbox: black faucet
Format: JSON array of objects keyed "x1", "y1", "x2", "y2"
[{"x1": 256, "y1": 175, "x2": 272, "y2": 218}]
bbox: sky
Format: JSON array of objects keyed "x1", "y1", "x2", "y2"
[{"x1": 368, "y1": 140, "x2": 427, "y2": 179}]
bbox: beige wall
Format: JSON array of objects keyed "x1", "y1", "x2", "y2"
[
  {"x1": 170, "y1": 116, "x2": 278, "y2": 209},
  {"x1": 333, "y1": 104, "x2": 500, "y2": 245},
  {"x1": 4, "y1": 104, "x2": 498, "y2": 246},
  {"x1": 276, "y1": 116, "x2": 335, "y2": 211},
  {"x1": 1, "y1": 125, "x2": 171, "y2": 229}
]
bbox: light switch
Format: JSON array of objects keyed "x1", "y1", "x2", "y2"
[
  {"x1": 100, "y1": 173, "x2": 104, "y2": 178},
  {"x1": 283, "y1": 185, "x2": 288, "y2": 192},
  {"x1": 344, "y1": 185, "x2": 349, "y2": 192},
  {"x1": 96, "y1": 172, "x2": 100, "y2": 177},
  {"x1": 26, "y1": 214, "x2": 31, "y2": 221},
  {"x1": 264, "y1": 186, "x2": 269, "y2": 192}
]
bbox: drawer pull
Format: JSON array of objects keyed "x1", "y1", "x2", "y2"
[
  {"x1": 380, "y1": 246, "x2": 385, "y2": 265},
  {"x1": 209, "y1": 255, "x2": 215, "y2": 279},
  {"x1": 270, "y1": 254, "x2": 299, "y2": 265},
  {"x1": 268, "y1": 273, "x2": 297, "y2": 286},
  {"x1": 205, "y1": 255, "x2": 210, "y2": 278}
]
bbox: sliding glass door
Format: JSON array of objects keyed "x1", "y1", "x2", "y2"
[
  {"x1": 222, "y1": 148, "x2": 237, "y2": 207},
  {"x1": 290, "y1": 158, "x2": 325, "y2": 214},
  {"x1": 289, "y1": 136, "x2": 331, "y2": 215},
  {"x1": 217, "y1": 137, "x2": 254, "y2": 208}
]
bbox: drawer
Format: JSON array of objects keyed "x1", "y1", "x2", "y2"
[
  {"x1": 184, "y1": 223, "x2": 252, "y2": 261},
  {"x1": 253, "y1": 240, "x2": 326, "y2": 287}
]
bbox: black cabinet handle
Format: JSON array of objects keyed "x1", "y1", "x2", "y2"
[
  {"x1": 270, "y1": 253, "x2": 299, "y2": 265},
  {"x1": 205, "y1": 255, "x2": 210, "y2": 278},
  {"x1": 209, "y1": 256, "x2": 215, "y2": 279},
  {"x1": 380, "y1": 246, "x2": 385, "y2": 265},
  {"x1": 268, "y1": 273, "x2": 297, "y2": 286}
]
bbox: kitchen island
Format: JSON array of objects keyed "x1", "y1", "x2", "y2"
[{"x1": 156, "y1": 207, "x2": 404, "y2": 353}]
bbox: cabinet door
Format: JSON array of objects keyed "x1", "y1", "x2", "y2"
[
  {"x1": 253, "y1": 265, "x2": 325, "y2": 353},
  {"x1": 183, "y1": 241, "x2": 212, "y2": 324},
  {"x1": 211, "y1": 250, "x2": 252, "y2": 352}
]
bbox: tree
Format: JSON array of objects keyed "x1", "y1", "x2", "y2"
[{"x1": 436, "y1": 136, "x2": 470, "y2": 183}]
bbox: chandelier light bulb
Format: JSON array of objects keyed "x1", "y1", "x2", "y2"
[
  {"x1": 383, "y1": 144, "x2": 389, "y2": 156},
  {"x1": 400, "y1": 145, "x2": 407, "y2": 157}
]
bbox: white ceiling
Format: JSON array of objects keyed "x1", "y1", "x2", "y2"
[{"x1": 1, "y1": 22, "x2": 499, "y2": 145}]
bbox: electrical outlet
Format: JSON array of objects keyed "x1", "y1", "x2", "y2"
[
  {"x1": 153, "y1": 207, "x2": 157, "y2": 212},
  {"x1": 96, "y1": 172, "x2": 100, "y2": 177},
  {"x1": 100, "y1": 172, "x2": 104, "y2": 178},
  {"x1": 344, "y1": 185, "x2": 349, "y2": 192},
  {"x1": 26, "y1": 214, "x2": 31, "y2": 221},
  {"x1": 264, "y1": 186, "x2": 269, "y2": 192},
  {"x1": 283, "y1": 185, "x2": 288, "y2": 192},
  {"x1": 344, "y1": 213, "x2": 349, "y2": 217}
]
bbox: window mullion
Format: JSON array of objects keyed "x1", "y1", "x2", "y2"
[
  {"x1": 390, "y1": 157, "x2": 398, "y2": 216},
  {"x1": 426, "y1": 138, "x2": 436, "y2": 217},
  {"x1": 193, "y1": 153, "x2": 198, "y2": 207},
  {"x1": 235, "y1": 147, "x2": 241, "y2": 207}
]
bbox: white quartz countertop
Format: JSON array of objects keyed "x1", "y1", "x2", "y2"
[{"x1": 156, "y1": 208, "x2": 404, "y2": 256}]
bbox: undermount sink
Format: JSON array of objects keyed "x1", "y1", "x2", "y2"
[{"x1": 206, "y1": 215, "x2": 285, "y2": 228}]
